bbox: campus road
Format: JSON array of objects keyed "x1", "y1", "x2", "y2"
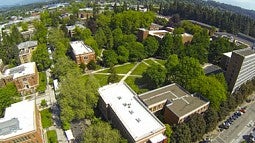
[{"x1": 212, "y1": 102, "x2": 255, "y2": 143}]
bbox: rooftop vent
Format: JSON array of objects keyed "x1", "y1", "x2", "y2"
[{"x1": 136, "y1": 118, "x2": 141, "y2": 123}]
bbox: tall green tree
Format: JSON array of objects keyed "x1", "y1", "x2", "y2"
[
  {"x1": 83, "y1": 121, "x2": 122, "y2": 143},
  {"x1": 32, "y1": 44, "x2": 52, "y2": 71},
  {"x1": 142, "y1": 65, "x2": 167, "y2": 89},
  {"x1": 108, "y1": 66, "x2": 119, "y2": 84},
  {"x1": 143, "y1": 36, "x2": 159, "y2": 57},
  {"x1": 127, "y1": 42, "x2": 146, "y2": 62},
  {"x1": 94, "y1": 28, "x2": 107, "y2": 49},
  {"x1": 112, "y1": 28, "x2": 123, "y2": 49},
  {"x1": 59, "y1": 74, "x2": 100, "y2": 130},
  {"x1": 33, "y1": 21, "x2": 48, "y2": 44},
  {"x1": 85, "y1": 37, "x2": 99, "y2": 56},
  {"x1": 10, "y1": 25, "x2": 23, "y2": 44},
  {"x1": 173, "y1": 57, "x2": 204, "y2": 87},
  {"x1": 165, "y1": 54, "x2": 179, "y2": 80},
  {"x1": 165, "y1": 124, "x2": 172, "y2": 143},
  {"x1": 188, "y1": 75, "x2": 227, "y2": 110},
  {"x1": 0, "y1": 83, "x2": 20, "y2": 117},
  {"x1": 204, "y1": 107, "x2": 219, "y2": 133},
  {"x1": 104, "y1": 27, "x2": 114, "y2": 49},
  {"x1": 117, "y1": 46, "x2": 129, "y2": 64},
  {"x1": 102, "y1": 50, "x2": 118, "y2": 67},
  {"x1": 187, "y1": 114, "x2": 206, "y2": 142},
  {"x1": 158, "y1": 33, "x2": 174, "y2": 59},
  {"x1": 170, "y1": 123, "x2": 191, "y2": 143}
]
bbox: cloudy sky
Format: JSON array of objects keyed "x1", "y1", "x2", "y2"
[{"x1": 215, "y1": 0, "x2": 255, "y2": 10}]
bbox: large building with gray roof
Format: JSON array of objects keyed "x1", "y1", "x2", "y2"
[
  {"x1": 224, "y1": 47, "x2": 255, "y2": 93},
  {"x1": 138, "y1": 83, "x2": 209, "y2": 124}
]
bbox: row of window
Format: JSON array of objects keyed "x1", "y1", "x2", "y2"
[{"x1": 11, "y1": 134, "x2": 36, "y2": 143}]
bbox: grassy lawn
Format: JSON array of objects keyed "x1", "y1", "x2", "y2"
[
  {"x1": 93, "y1": 74, "x2": 123, "y2": 86},
  {"x1": 125, "y1": 76, "x2": 149, "y2": 94},
  {"x1": 37, "y1": 72, "x2": 47, "y2": 93},
  {"x1": 114, "y1": 63, "x2": 135, "y2": 74},
  {"x1": 41, "y1": 109, "x2": 53, "y2": 128},
  {"x1": 47, "y1": 130, "x2": 58, "y2": 143},
  {"x1": 154, "y1": 59, "x2": 166, "y2": 66},
  {"x1": 98, "y1": 63, "x2": 135, "y2": 74},
  {"x1": 131, "y1": 62, "x2": 149, "y2": 75},
  {"x1": 144, "y1": 59, "x2": 157, "y2": 66}
]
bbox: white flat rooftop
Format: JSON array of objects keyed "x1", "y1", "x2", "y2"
[
  {"x1": 4, "y1": 62, "x2": 36, "y2": 79},
  {"x1": 98, "y1": 82, "x2": 165, "y2": 142},
  {"x1": 70, "y1": 41, "x2": 93, "y2": 55},
  {"x1": 0, "y1": 100, "x2": 35, "y2": 140}
]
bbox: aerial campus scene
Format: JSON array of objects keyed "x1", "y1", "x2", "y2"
[{"x1": 1, "y1": 0, "x2": 255, "y2": 143}]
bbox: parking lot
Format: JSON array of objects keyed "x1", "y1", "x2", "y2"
[{"x1": 212, "y1": 102, "x2": 255, "y2": 143}]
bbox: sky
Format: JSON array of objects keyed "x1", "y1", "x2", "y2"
[
  {"x1": 0, "y1": 0, "x2": 44, "y2": 6},
  {"x1": 215, "y1": 0, "x2": 255, "y2": 10}
]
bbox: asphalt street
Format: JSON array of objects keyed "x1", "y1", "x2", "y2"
[{"x1": 212, "y1": 102, "x2": 255, "y2": 143}]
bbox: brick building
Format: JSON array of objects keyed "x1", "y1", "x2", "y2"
[
  {"x1": 70, "y1": 41, "x2": 96, "y2": 65},
  {"x1": 0, "y1": 100, "x2": 44, "y2": 143},
  {"x1": 138, "y1": 83, "x2": 209, "y2": 124},
  {"x1": 98, "y1": 82, "x2": 167, "y2": 143},
  {"x1": 1, "y1": 62, "x2": 39, "y2": 95},
  {"x1": 17, "y1": 41, "x2": 38, "y2": 64}
]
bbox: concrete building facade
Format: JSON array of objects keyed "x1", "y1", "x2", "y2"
[
  {"x1": 1, "y1": 62, "x2": 39, "y2": 95},
  {"x1": 0, "y1": 100, "x2": 44, "y2": 143},
  {"x1": 70, "y1": 41, "x2": 96, "y2": 65},
  {"x1": 17, "y1": 41, "x2": 38, "y2": 64},
  {"x1": 138, "y1": 83, "x2": 210, "y2": 124},
  {"x1": 224, "y1": 48, "x2": 255, "y2": 93},
  {"x1": 98, "y1": 82, "x2": 167, "y2": 143}
]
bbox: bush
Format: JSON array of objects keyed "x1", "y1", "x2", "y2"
[
  {"x1": 40, "y1": 99, "x2": 47, "y2": 107},
  {"x1": 47, "y1": 130, "x2": 58, "y2": 143}
]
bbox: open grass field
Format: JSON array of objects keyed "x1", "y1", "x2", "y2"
[{"x1": 131, "y1": 62, "x2": 149, "y2": 75}]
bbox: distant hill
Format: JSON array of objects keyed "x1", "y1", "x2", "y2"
[
  {"x1": 0, "y1": 0, "x2": 49, "y2": 8},
  {"x1": 207, "y1": 0, "x2": 255, "y2": 19}
]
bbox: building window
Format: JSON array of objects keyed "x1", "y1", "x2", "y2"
[{"x1": 84, "y1": 56, "x2": 88, "y2": 60}]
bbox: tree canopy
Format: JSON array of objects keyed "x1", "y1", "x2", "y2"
[
  {"x1": 0, "y1": 83, "x2": 20, "y2": 117},
  {"x1": 83, "y1": 121, "x2": 122, "y2": 143},
  {"x1": 187, "y1": 75, "x2": 227, "y2": 110},
  {"x1": 59, "y1": 74, "x2": 100, "y2": 130},
  {"x1": 32, "y1": 44, "x2": 52, "y2": 71},
  {"x1": 142, "y1": 65, "x2": 167, "y2": 89}
]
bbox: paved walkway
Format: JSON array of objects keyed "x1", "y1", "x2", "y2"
[
  {"x1": 93, "y1": 72, "x2": 142, "y2": 77},
  {"x1": 120, "y1": 62, "x2": 141, "y2": 82},
  {"x1": 84, "y1": 58, "x2": 166, "y2": 83},
  {"x1": 149, "y1": 58, "x2": 165, "y2": 68}
]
